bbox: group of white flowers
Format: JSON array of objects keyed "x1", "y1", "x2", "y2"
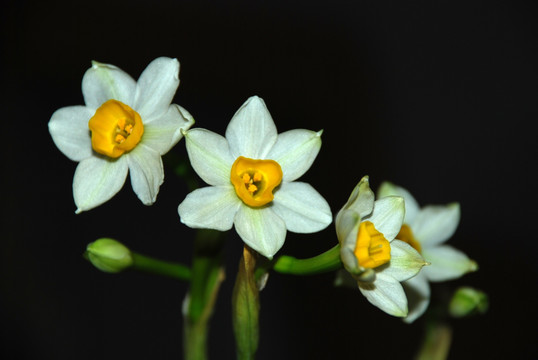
[{"x1": 49, "y1": 57, "x2": 477, "y2": 321}]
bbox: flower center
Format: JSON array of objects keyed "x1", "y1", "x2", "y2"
[
  {"x1": 88, "y1": 99, "x2": 144, "y2": 158},
  {"x1": 354, "y1": 221, "x2": 391, "y2": 269},
  {"x1": 396, "y1": 224, "x2": 422, "y2": 253},
  {"x1": 230, "y1": 156, "x2": 283, "y2": 207}
]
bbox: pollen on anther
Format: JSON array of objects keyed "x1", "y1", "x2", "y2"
[
  {"x1": 115, "y1": 134, "x2": 126, "y2": 143},
  {"x1": 248, "y1": 184, "x2": 258, "y2": 193},
  {"x1": 125, "y1": 124, "x2": 133, "y2": 134},
  {"x1": 242, "y1": 174, "x2": 251, "y2": 184}
]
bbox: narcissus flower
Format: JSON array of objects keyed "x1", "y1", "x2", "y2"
[
  {"x1": 378, "y1": 182, "x2": 478, "y2": 323},
  {"x1": 49, "y1": 57, "x2": 194, "y2": 213},
  {"x1": 178, "y1": 96, "x2": 332, "y2": 259},
  {"x1": 336, "y1": 176, "x2": 427, "y2": 317}
]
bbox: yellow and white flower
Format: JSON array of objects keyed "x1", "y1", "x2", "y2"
[
  {"x1": 177, "y1": 96, "x2": 332, "y2": 259},
  {"x1": 336, "y1": 176, "x2": 427, "y2": 317},
  {"x1": 49, "y1": 57, "x2": 194, "y2": 213},
  {"x1": 378, "y1": 182, "x2": 477, "y2": 323}
]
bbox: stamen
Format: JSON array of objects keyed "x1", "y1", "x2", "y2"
[
  {"x1": 368, "y1": 244, "x2": 383, "y2": 253},
  {"x1": 243, "y1": 174, "x2": 251, "y2": 183},
  {"x1": 115, "y1": 134, "x2": 126, "y2": 144},
  {"x1": 248, "y1": 184, "x2": 258, "y2": 193},
  {"x1": 253, "y1": 172, "x2": 262, "y2": 182}
]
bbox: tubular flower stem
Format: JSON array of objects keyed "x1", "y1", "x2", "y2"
[{"x1": 272, "y1": 244, "x2": 343, "y2": 275}]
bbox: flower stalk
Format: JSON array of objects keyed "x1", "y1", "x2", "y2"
[
  {"x1": 272, "y1": 244, "x2": 342, "y2": 275},
  {"x1": 131, "y1": 252, "x2": 191, "y2": 281},
  {"x1": 184, "y1": 229, "x2": 226, "y2": 360},
  {"x1": 415, "y1": 322, "x2": 453, "y2": 360}
]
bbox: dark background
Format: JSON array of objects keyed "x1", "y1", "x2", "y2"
[{"x1": 1, "y1": 0, "x2": 537, "y2": 359}]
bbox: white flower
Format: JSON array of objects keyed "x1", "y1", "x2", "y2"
[
  {"x1": 49, "y1": 57, "x2": 194, "y2": 213},
  {"x1": 177, "y1": 96, "x2": 332, "y2": 259},
  {"x1": 378, "y1": 182, "x2": 478, "y2": 323},
  {"x1": 336, "y1": 176, "x2": 427, "y2": 317}
]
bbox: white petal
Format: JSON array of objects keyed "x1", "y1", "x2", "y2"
[
  {"x1": 126, "y1": 144, "x2": 164, "y2": 205},
  {"x1": 184, "y1": 128, "x2": 234, "y2": 186},
  {"x1": 82, "y1": 61, "x2": 136, "y2": 109},
  {"x1": 225, "y1": 96, "x2": 277, "y2": 159},
  {"x1": 412, "y1": 203, "x2": 460, "y2": 247},
  {"x1": 379, "y1": 240, "x2": 426, "y2": 282},
  {"x1": 271, "y1": 182, "x2": 332, "y2": 233},
  {"x1": 340, "y1": 243, "x2": 360, "y2": 275},
  {"x1": 358, "y1": 273, "x2": 408, "y2": 317},
  {"x1": 73, "y1": 156, "x2": 129, "y2": 213},
  {"x1": 234, "y1": 205, "x2": 287, "y2": 259},
  {"x1": 377, "y1": 181, "x2": 420, "y2": 224},
  {"x1": 178, "y1": 105, "x2": 195, "y2": 125},
  {"x1": 48, "y1": 106, "x2": 94, "y2": 161},
  {"x1": 366, "y1": 196, "x2": 405, "y2": 241},
  {"x1": 341, "y1": 176, "x2": 375, "y2": 218},
  {"x1": 422, "y1": 245, "x2": 478, "y2": 282},
  {"x1": 141, "y1": 104, "x2": 194, "y2": 155},
  {"x1": 266, "y1": 129, "x2": 322, "y2": 182},
  {"x1": 178, "y1": 186, "x2": 241, "y2": 231},
  {"x1": 134, "y1": 57, "x2": 180, "y2": 121},
  {"x1": 335, "y1": 209, "x2": 360, "y2": 246},
  {"x1": 402, "y1": 272, "x2": 431, "y2": 323}
]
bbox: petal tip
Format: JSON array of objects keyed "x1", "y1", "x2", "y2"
[{"x1": 468, "y1": 259, "x2": 479, "y2": 272}]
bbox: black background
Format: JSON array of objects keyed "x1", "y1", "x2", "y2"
[{"x1": 1, "y1": 0, "x2": 537, "y2": 359}]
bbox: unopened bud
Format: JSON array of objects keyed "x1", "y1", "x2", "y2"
[
  {"x1": 449, "y1": 286, "x2": 488, "y2": 318},
  {"x1": 85, "y1": 238, "x2": 133, "y2": 273}
]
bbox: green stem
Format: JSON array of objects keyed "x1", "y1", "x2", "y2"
[
  {"x1": 184, "y1": 230, "x2": 226, "y2": 360},
  {"x1": 131, "y1": 252, "x2": 191, "y2": 281},
  {"x1": 415, "y1": 322, "x2": 452, "y2": 360},
  {"x1": 272, "y1": 244, "x2": 342, "y2": 276}
]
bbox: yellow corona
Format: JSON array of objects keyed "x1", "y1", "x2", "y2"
[
  {"x1": 396, "y1": 224, "x2": 422, "y2": 253},
  {"x1": 354, "y1": 221, "x2": 391, "y2": 268},
  {"x1": 88, "y1": 99, "x2": 144, "y2": 158},
  {"x1": 230, "y1": 156, "x2": 283, "y2": 207}
]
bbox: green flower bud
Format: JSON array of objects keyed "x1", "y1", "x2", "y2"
[
  {"x1": 85, "y1": 238, "x2": 133, "y2": 273},
  {"x1": 449, "y1": 286, "x2": 488, "y2": 318}
]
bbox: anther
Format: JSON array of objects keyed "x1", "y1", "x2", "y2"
[{"x1": 115, "y1": 134, "x2": 126, "y2": 143}]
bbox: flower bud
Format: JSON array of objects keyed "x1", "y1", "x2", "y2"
[
  {"x1": 85, "y1": 238, "x2": 133, "y2": 273},
  {"x1": 449, "y1": 286, "x2": 488, "y2": 318}
]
